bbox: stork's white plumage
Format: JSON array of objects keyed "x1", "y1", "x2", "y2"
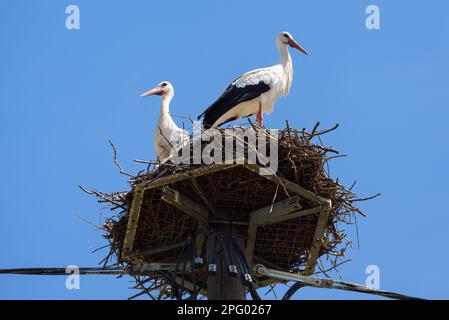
[
  {"x1": 140, "y1": 81, "x2": 189, "y2": 163},
  {"x1": 199, "y1": 32, "x2": 308, "y2": 129}
]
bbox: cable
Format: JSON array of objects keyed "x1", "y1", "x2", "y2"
[
  {"x1": 334, "y1": 286, "x2": 423, "y2": 300},
  {"x1": 230, "y1": 236, "x2": 262, "y2": 300},
  {"x1": 214, "y1": 232, "x2": 232, "y2": 268},
  {"x1": 177, "y1": 228, "x2": 209, "y2": 300},
  {"x1": 0, "y1": 267, "x2": 126, "y2": 276},
  {"x1": 282, "y1": 282, "x2": 309, "y2": 300},
  {"x1": 189, "y1": 236, "x2": 198, "y2": 300}
]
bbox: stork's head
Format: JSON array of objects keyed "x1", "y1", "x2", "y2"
[
  {"x1": 278, "y1": 31, "x2": 309, "y2": 55},
  {"x1": 140, "y1": 81, "x2": 174, "y2": 98}
]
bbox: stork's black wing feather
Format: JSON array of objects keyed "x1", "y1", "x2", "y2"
[{"x1": 198, "y1": 80, "x2": 271, "y2": 129}]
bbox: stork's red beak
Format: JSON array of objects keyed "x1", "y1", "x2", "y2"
[
  {"x1": 140, "y1": 87, "x2": 164, "y2": 97},
  {"x1": 288, "y1": 39, "x2": 309, "y2": 56}
]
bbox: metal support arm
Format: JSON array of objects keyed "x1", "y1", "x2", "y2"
[{"x1": 254, "y1": 264, "x2": 423, "y2": 300}]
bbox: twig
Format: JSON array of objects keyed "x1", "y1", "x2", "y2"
[
  {"x1": 269, "y1": 184, "x2": 280, "y2": 214},
  {"x1": 134, "y1": 159, "x2": 158, "y2": 165},
  {"x1": 109, "y1": 140, "x2": 135, "y2": 178},
  {"x1": 352, "y1": 193, "x2": 381, "y2": 202}
]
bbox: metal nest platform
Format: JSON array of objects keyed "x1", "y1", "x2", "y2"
[
  {"x1": 123, "y1": 163, "x2": 330, "y2": 275},
  {"x1": 90, "y1": 122, "x2": 375, "y2": 299}
]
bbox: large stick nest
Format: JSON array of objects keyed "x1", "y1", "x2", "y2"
[{"x1": 84, "y1": 121, "x2": 377, "y2": 299}]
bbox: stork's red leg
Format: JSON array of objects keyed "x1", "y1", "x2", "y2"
[{"x1": 256, "y1": 103, "x2": 264, "y2": 127}]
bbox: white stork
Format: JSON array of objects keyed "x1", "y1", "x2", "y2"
[
  {"x1": 140, "y1": 81, "x2": 189, "y2": 163},
  {"x1": 198, "y1": 31, "x2": 308, "y2": 129}
]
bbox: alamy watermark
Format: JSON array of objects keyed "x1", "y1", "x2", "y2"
[
  {"x1": 365, "y1": 5, "x2": 381, "y2": 30},
  {"x1": 163, "y1": 121, "x2": 279, "y2": 176},
  {"x1": 65, "y1": 265, "x2": 80, "y2": 290},
  {"x1": 66, "y1": 5, "x2": 80, "y2": 30},
  {"x1": 365, "y1": 265, "x2": 380, "y2": 290}
]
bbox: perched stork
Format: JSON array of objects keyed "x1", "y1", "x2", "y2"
[
  {"x1": 198, "y1": 32, "x2": 308, "y2": 129},
  {"x1": 140, "y1": 81, "x2": 189, "y2": 163}
]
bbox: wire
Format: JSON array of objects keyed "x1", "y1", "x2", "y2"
[
  {"x1": 0, "y1": 267, "x2": 127, "y2": 276},
  {"x1": 214, "y1": 232, "x2": 232, "y2": 267},
  {"x1": 334, "y1": 285, "x2": 423, "y2": 300},
  {"x1": 230, "y1": 236, "x2": 262, "y2": 300},
  {"x1": 189, "y1": 237, "x2": 198, "y2": 300},
  {"x1": 282, "y1": 282, "x2": 309, "y2": 300}
]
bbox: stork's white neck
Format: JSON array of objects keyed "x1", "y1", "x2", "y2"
[
  {"x1": 160, "y1": 93, "x2": 174, "y2": 115},
  {"x1": 158, "y1": 92, "x2": 176, "y2": 128},
  {"x1": 279, "y1": 43, "x2": 292, "y2": 66},
  {"x1": 278, "y1": 43, "x2": 293, "y2": 95}
]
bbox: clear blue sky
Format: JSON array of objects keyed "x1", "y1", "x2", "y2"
[{"x1": 1, "y1": 0, "x2": 448, "y2": 300}]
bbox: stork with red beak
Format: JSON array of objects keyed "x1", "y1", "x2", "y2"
[
  {"x1": 140, "y1": 81, "x2": 189, "y2": 163},
  {"x1": 198, "y1": 31, "x2": 308, "y2": 129}
]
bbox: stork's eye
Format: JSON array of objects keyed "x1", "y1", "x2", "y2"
[
  {"x1": 283, "y1": 34, "x2": 289, "y2": 38},
  {"x1": 162, "y1": 83, "x2": 168, "y2": 87}
]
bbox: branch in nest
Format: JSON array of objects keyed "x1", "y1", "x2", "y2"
[
  {"x1": 109, "y1": 140, "x2": 135, "y2": 178},
  {"x1": 78, "y1": 185, "x2": 127, "y2": 210},
  {"x1": 307, "y1": 122, "x2": 340, "y2": 141},
  {"x1": 351, "y1": 193, "x2": 381, "y2": 202}
]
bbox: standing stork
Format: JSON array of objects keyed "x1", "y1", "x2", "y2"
[
  {"x1": 140, "y1": 81, "x2": 189, "y2": 163},
  {"x1": 198, "y1": 32, "x2": 308, "y2": 129}
]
